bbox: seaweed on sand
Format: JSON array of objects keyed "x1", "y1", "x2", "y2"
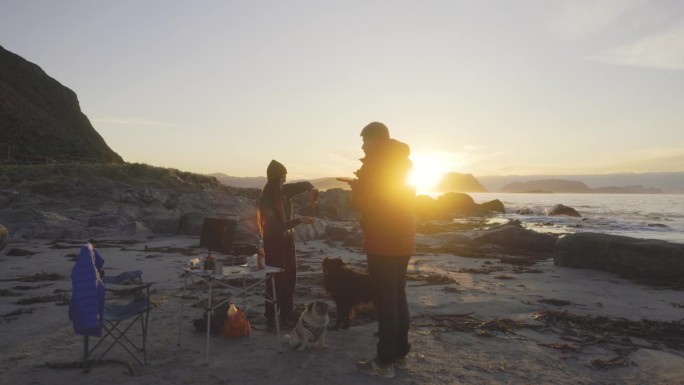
[
  {"x1": 458, "y1": 265, "x2": 505, "y2": 274},
  {"x1": 0, "y1": 272, "x2": 65, "y2": 283},
  {"x1": 15, "y1": 293, "x2": 70, "y2": 305},
  {"x1": 407, "y1": 272, "x2": 456, "y2": 286},
  {"x1": 20, "y1": 272, "x2": 65, "y2": 282},
  {"x1": 538, "y1": 298, "x2": 572, "y2": 307},
  {"x1": 426, "y1": 313, "x2": 524, "y2": 336},
  {"x1": 2, "y1": 308, "x2": 35, "y2": 322},
  {"x1": 532, "y1": 310, "x2": 684, "y2": 351}
]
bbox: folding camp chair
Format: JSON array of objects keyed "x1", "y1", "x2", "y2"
[{"x1": 82, "y1": 270, "x2": 153, "y2": 372}]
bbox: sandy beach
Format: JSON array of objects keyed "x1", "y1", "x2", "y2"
[{"x1": 1, "y1": 233, "x2": 683, "y2": 385}]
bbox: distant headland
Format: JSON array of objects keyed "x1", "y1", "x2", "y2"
[{"x1": 209, "y1": 172, "x2": 683, "y2": 194}]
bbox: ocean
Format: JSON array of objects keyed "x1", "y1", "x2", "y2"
[{"x1": 468, "y1": 193, "x2": 684, "y2": 244}]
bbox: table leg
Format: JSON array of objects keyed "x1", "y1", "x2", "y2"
[
  {"x1": 177, "y1": 271, "x2": 188, "y2": 346},
  {"x1": 270, "y1": 274, "x2": 282, "y2": 352},
  {"x1": 83, "y1": 336, "x2": 89, "y2": 372},
  {"x1": 205, "y1": 278, "x2": 213, "y2": 363},
  {"x1": 242, "y1": 274, "x2": 248, "y2": 336},
  {"x1": 242, "y1": 274, "x2": 248, "y2": 317}
]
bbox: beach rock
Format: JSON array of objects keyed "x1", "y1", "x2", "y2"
[
  {"x1": 417, "y1": 232, "x2": 474, "y2": 248},
  {"x1": 344, "y1": 231, "x2": 363, "y2": 248},
  {"x1": 477, "y1": 199, "x2": 505, "y2": 214},
  {"x1": 415, "y1": 195, "x2": 443, "y2": 220},
  {"x1": 515, "y1": 208, "x2": 535, "y2": 215},
  {"x1": 438, "y1": 192, "x2": 476, "y2": 216},
  {"x1": 294, "y1": 219, "x2": 327, "y2": 242},
  {"x1": 88, "y1": 213, "x2": 127, "y2": 228},
  {"x1": 0, "y1": 224, "x2": 8, "y2": 251},
  {"x1": 445, "y1": 233, "x2": 475, "y2": 247},
  {"x1": 8, "y1": 209, "x2": 83, "y2": 239},
  {"x1": 316, "y1": 188, "x2": 355, "y2": 221},
  {"x1": 0, "y1": 189, "x2": 41, "y2": 209},
  {"x1": 554, "y1": 233, "x2": 684, "y2": 283},
  {"x1": 120, "y1": 221, "x2": 152, "y2": 236},
  {"x1": 141, "y1": 214, "x2": 181, "y2": 234},
  {"x1": 178, "y1": 212, "x2": 205, "y2": 235},
  {"x1": 0, "y1": 190, "x2": 19, "y2": 208},
  {"x1": 416, "y1": 193, "x2": 478, "y2": 220},
  {"x1": 325, "y1": 225, "x2": 350, "y2": 241},
  {"x1": 473, "y1": 220, "x2": 557, "y2": 254},
  {"x1": 548, "y1": 204, "x2": 581, "y2": 217},
  {"x1": 8, "y1": 185, "x2": 254, "y2": 239}
]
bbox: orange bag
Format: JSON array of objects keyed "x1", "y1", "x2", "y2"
[{"x1": 221, "y1": 307, "x2": 251, "y2": 338}]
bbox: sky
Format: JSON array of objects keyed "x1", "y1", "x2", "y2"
[{"x1": 1, "y1": 0, "x2": 683, "y2": 189}]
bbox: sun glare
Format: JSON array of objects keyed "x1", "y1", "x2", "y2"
[{"x1": 407, "y1": 152, "x2": 454, "y2": 194}]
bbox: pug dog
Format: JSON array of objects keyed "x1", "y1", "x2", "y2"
[{"x1": 283, "y1": 300, "x2": 330, "y2": 351}]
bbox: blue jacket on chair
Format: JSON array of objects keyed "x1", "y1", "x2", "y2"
[{"x1": 68, "y1": 243, "x2": 105, "y2": 337}]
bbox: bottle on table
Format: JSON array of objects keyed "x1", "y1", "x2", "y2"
[{"x1": 203, "y1": 251, "x2": 216, "y2": 271}]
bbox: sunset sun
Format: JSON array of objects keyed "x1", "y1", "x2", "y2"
[{"x1": 408, "y1": 152, "x2": 454, "y2": 193}]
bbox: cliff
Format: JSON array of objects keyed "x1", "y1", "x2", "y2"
[{"x1": 0, "y1": 45, "x2": 123, "y2": 164}]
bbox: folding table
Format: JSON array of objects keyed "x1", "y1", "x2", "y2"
[{"x1": 176, "y1": 265, "x2": 283, "y2": 362}]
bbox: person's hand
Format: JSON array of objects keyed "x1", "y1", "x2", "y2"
[
  {"x1": 299, "y1": 216, "x2": 316, "y2": 225},
  {"x1": 257, "y1": 239, "x2": 265, "y2": 257}
]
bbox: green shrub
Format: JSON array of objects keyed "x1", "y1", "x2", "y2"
[{"x1": 0, "y1": 163, "x2": 226, "y2": 193}]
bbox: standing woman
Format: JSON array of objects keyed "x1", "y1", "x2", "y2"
[{"x1": 257, "y1": 159, "x2": 316, "y2": 329}]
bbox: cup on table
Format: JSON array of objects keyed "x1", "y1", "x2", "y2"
[
  {"x1": 247, "y1": 254, "x2": 258, "y2": 270},
  {"x1": 213, "y1": 261, "x2": 223, "y2": 275}
]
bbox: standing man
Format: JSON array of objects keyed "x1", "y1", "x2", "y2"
[{"x1": 349, "y1": 122, "x2": 416, "y2": 378}]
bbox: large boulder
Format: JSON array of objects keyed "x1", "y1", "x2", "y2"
[
  {"x1": 554, "y1": 233, "x2": 684, "y2": 284},
  {"x1": 415, "y1": 195, "x2": 443, "y2": 221},
  {"x1": 437, "y1": 192, "x2": 476, "y2": 216},
  {"x1": 293, "y1": 219, "x2": 328, "y2": 242},
  {"x1": 477, "y1": 199, "x2": 505, "y2": 214},
  {"x1": 473, "y1": 220, "x2": 558, "y2": 254},
  {"x1": 294, "y1": 188, "x2": 355, "y2": 221},
  {"x1": 548, "y1": 204, "x2": 581, "y2": 217}
]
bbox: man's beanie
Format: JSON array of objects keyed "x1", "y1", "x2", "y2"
[
  {"x1": 267, "y1": 159, "x2": 287, "y2": 180},
  {"x1": 360, "y1": 121, "x2": 390, "y2": 140}
]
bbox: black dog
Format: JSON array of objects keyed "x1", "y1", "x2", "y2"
[{"x1": 322, "y1": 257, "x2": 374, "y2": 329}]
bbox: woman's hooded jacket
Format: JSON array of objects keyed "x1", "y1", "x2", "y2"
[{"x1": 257, "y1": 179, "x2": 313, "y2": 267}]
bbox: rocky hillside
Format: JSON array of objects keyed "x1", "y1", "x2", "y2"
[
  {"x1": 209, "y1": 174, "x2": 353, "y2": 191},
  {"x1": 0, "y1": 164, "x2": 258, "y2": 240},
  {"x1": 0, "y1": 164, "x2": 343, "y2": 243},
  {"x1": 0, "y1": 45, "x2": 123, "y2": 164}
]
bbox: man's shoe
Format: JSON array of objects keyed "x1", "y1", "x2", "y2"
[
  {"x1": 394, "y1": 357, "x2": 409, "y2": 370},
  {"x1": 356, "y1": 359, "x2": 396, "y2": 379}
]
